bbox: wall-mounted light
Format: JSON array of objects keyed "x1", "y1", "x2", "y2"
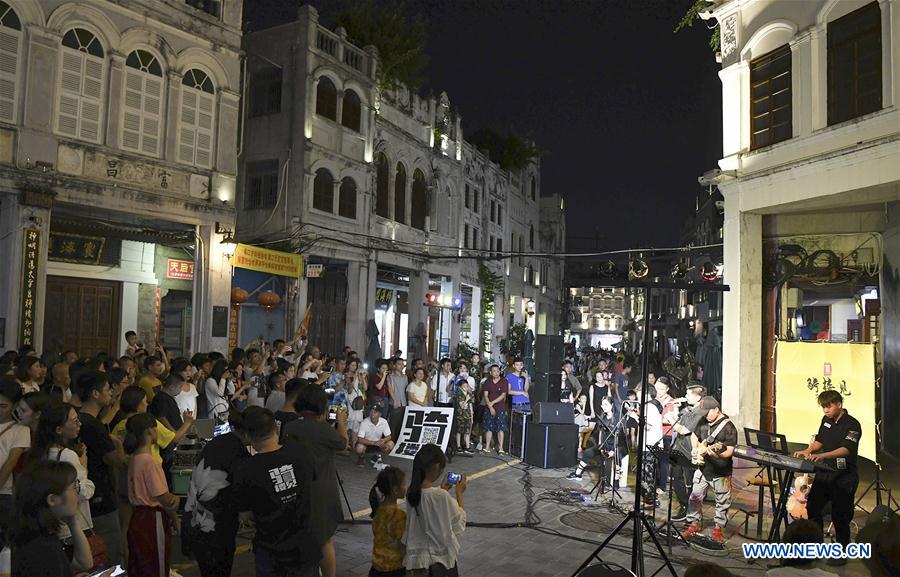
[
  {"x1": 221, "y1": 231, "x2": 237, "y2": 259},
  {"x1": 526, "y1": 299, "x2": 536, "y2": 317}
]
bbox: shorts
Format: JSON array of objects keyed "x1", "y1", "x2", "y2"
[{"x1": 482, "y1": 409, "x2": 508, "y2": 433}]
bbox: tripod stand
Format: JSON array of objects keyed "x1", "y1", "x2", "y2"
[
  {"x1": 649, "y1": 445, "x2": 688, "y2": 555},
  {"x1": 336, "y1": 469, "x2": 355, "y2": 523},
  {"x1": 571, "y1": 286, "x2": 678, "y2": 577},
  {"x1": 587, "y1": 412, "x2": 628, "y2": 510},
  {"x1": 855, "y1": 422, "x2": 899, "y2": 514}
]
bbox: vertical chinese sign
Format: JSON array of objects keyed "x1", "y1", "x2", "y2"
[
  {"x1": 228, "y1": 304, "x2": 240, "y2": 351},
  {"x1": 19, "y1": 228, "x2": 40, "y2": 348}
]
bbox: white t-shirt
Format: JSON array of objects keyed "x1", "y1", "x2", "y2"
[
  {"x1": 265, "y1": 390, "x2": 285, "y2": 412},
  {"x1": 406, "y1": 381, "x2": 429, "y2": 407},
  {"x1": 0, "y1": 422, "x2": 30, "y2": 495},
  {"x1": 643, "y1": 402, "x2": 663, "y2": 448},
  {"x1": 431, "y1": 373, "x2": 454, "y2": 405},
  {"x1": 47, "y1": 447, "x2": 95, "y2": 535},
  {"x1": 175, "y1": 383, "x2": 200, "y2": 416},
  {"x1": 403, "y1": 486, "x2": 467, "y2": 570},
  {"x1": 300, "y1": 370, "x2": 318, "y2": 381},
  {"x1": 358, "y1": 417, "x2": 391, "y2": 442}
]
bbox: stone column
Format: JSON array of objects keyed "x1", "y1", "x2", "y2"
[
  {"x1": 407, "y1": 270, "x2": 428, "y2": 359},
  {"x1": 721, "y1": 191, "x2": 763, "y2": 432},
  {"x1": 881, "y1": 0, "x2": 897, "y2": 109},
  {"x1": 469, "y1": 285, "x2": 482, "y2": 351},
  {"x1": 345, "y1": 258, "x2": 377, "y2": 355},
  {"x1": 105, "y1": 51, "x2": 125, "y2": 149},
  {"x1": 789, "y1": 31, "x2": 812, "y2": 138},
  {"x1": 192, "y1": 224, "x2": 233, "y2": 354},
  {"x1": 164, "y1": 71, "x2": 183, "y2": 162}
]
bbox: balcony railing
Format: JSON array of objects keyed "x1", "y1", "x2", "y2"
[{"x1": 313, "y1": 25, "x2": 373, "y2": 79}]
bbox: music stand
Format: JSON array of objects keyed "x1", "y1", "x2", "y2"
[{"x1": 742, "y1": 428, "x2": 789, "y2": 540}]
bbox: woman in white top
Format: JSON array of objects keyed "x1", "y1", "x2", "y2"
[
  {"x1": 30, "y1": 403, "x2": 95, "y2": 539},
  {"x1": 406, "y1": 367, "x2": 430, "y2": 408},
  {"x1": 204, "y1": 359, "x2": 235, "y2": 421},
  {"x1": 343, "y1": 363, "x2": 365, "y2": 449},
  {"x1": 403, "y1": 444, "x2": 466, "y2": 576}
]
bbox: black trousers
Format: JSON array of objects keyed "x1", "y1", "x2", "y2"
[
  {"x1": 196, "y1": 543, "x2": 236, "y2": 577},
  {"x1": 669, "y1": 459, "x2": 692, "y2": 509},
  {"x1": 807, "y1": 472, "x2": 858, "y2": 546},
  {"x1": 434, "y1": 401, "x2": 458, "y2": 454}
]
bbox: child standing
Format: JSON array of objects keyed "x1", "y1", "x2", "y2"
[
  {"x1": 369, "y1": 466, "x2": 407, "y2": 577},
  {"x1": 125, "y1": 413, "x2": 179, "y2": 577}
]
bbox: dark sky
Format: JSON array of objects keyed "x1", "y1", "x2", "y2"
[{"x1": 244, "y1": 1, "x2": 723, "y2": 252}]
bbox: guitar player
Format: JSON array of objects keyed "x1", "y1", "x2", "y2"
[{"x1": 681, "y1": 396, "x2": 738, "y2": 545}]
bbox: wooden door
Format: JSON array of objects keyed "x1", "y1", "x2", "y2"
[
  {"x1": 307, "y1": 270, "x2": 347, "y2": 357},
  {"x1": 44, "y1": 276, "x2": 121, "y2": 358}
]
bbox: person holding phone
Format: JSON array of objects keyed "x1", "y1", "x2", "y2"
[
  {"x1": 403, "y1": 444, "x2": 466, "y2": 577},
  {"x1": 204, "y1": 359, "x2": 236, "y2": 421}
]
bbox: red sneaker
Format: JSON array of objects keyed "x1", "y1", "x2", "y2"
[
  {"x1": 711, "y1": 527, "x2": 726, "y2": 544},
  {"x1": 680, "y1": 524, "x2": 701, "y2": 540}
]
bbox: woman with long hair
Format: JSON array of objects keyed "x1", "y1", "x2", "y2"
[
  {"x1": 29, "y1": 404, "x2": 96, "y2": 549},
  {"x1": 204, "y1": 359, "x2": 235, "y2": 421},
  {"x1": 14, "y1": 391, "x2": 50, "y2": 434},
  {"x1": 15, "y1": 357, "x2": 45, "y2": 394},
  {"x1": 124, "y1": 412, "x2": 179, "y2": 577},
  {"x1": 403, "y1": 444, "x2": 466, "y2": 576},
  {"x1": 9, "y1": 460, "x2": 93, "y2": 575}
]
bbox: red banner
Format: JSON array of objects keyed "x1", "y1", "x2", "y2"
[{"x1": 167, "y1": 259, "x2": 194, "y2": 280}]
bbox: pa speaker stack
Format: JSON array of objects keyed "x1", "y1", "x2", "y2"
[
  {"x1": 533, "y1": 335, "x2": 564, "y2": 403},
  {"x1": 523, "y1": 402, "x2": 577, "y2": 469}
]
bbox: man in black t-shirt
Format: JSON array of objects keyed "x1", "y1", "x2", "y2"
[
  {"x1": 77, "y1": 370, "x2": 125, "y2": 564},
  {"x1": 149, "y1": 371, "x2": 190, "y2": 477},
  {"x1": 794, "y1": 390, "x2": 862, "y2": 554},
  {"x1": 234, "y1": 407, "x2": 320, "y2": 577},
  {"x1": 682, "y1": 396, "x2": 737, "y2": 545},
  {"x1": 669, "y1": 383, "x2": 707, "y2": 521}
]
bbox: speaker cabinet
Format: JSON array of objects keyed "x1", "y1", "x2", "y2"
[
  {"x1": 524, "y1": 423, "x2": 578, "y2": 469},
  {"x1": 532, "y1": 402, "x2": 574, "y2": 424},
  {"x1": 534, "y1": 335, "x2": 564, "y2": 373},
  {"x1": 532, "y1": 372, "x2": 562, "y2": 403},
  {"x1": 509, "y1": 409, "x2": 530, "y2": 459}
]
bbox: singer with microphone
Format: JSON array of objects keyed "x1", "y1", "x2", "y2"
[{"x1": 567, "y1": 396, "x2": 628, "y2": 485}]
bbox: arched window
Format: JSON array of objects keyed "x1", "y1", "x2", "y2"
[
  {"x1": 122, "y1": 50, "x2": 164, "y2": 156},
  {"x1": 394, "y1": 163, "x2": 406, "y2": 224},
  {"x1": 57, "y1": 28, "x2": 105, "y2": 142},
  {"x1": 530, "y1": 176, "x2": 536, "y2": 201},
  {"x1": 315, "y1": 76, "x2": 337, "y2": 121},
  {"x1": 375, "y1": 153, "x2": 389, "y2": 218},
  {"x1": 529, "y1": 224, "x2": 535, "y2": 249},
  {"x1": 341, "y1": 89, "x2": 361, "y2": 131},
  {"x1": 313, "y1": 168, "x2": 334, "y2": 213},
  {"x1": 179, "y1": 68, "x2": 215, "y2": 168},
  {"x1": 338, "y1": 177, "x2": 357, "y2": 219},
  {"x1": 411, "y1": 169, "x2": 427, "y2": 231},
  {"x1": 0, "y1": 2, "x2": 22, "y2": 123}
]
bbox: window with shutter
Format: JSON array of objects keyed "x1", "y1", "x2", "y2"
[
  {"x1": 179, "y1": 68, "x2": 215, "y2": 169},
  {"x1": 313, "y1": 168, "x2": 334, "y2": 213},
  {"x1": 338, "y1": 177, "x2": 357, "y2": 219},
  {"x1": 57, "y1": 28, "x2": 105, "y2": 143},
  {"x1": 0, "y1": 2, "x2": 21, "y2": 124},
  {"x1": 122, "y1": 50, "x2": 164, "y2": 156}
]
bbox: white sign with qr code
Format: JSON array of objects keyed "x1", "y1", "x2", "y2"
[{"x1": 390, "y1": 406, "x2": 455, "y2": 459}]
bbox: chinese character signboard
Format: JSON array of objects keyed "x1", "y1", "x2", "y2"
[
  {"x1": 375, "y1": 288, "x2": 393, "y2": 311},
  {"x1": 775, "y1": 341, "x2": 876, "y2": 462},
  {"x1": 390, "y1": 407, "x2": 455, "y2": 459},
  {"x1": 19, "y1": 228, "x2": 40, "y2": 348},
  {"x1": 48, "y1": 232, "x2": 105, "y2": 265},
  {"x1": 228, "y1": 304, "x2": 240, "y2": 351},
  {"x1": 232, "y1": 244, "x2": 303, "y2": 278},
  {"x1": 167, "y1": 259, "x2": 195, "y2": 280},
  {"x1": 305, "y1": 264, "x2": 323, "y2": 278}
]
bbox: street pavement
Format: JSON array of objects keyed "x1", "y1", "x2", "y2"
[{"x1": 173, "y1": 449, "x2": 892, "y2": 577}]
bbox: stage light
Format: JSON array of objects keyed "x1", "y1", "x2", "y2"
[
  {"x1": 701, "y1": 261, "x2": 719, "y2": 282},
  {"x1": 452, "y1": 296, "x2": 462, "y2": 309},
  {"x1": 599, "y1": 260, "x2": 617, "y2": 278},
  {"x1": 671, "y1": 262, "x2": 689, "y2": 279},
  {"x1": 426, "y1": 293, "x2": 438, "y2": 305},
  {"x1": 629, "y1": 256, "x2": 649, "y2": 279}
]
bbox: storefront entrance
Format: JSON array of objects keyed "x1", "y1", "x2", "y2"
[{"x1": 43, "y1": 276, "x2": 121, "y2": 358}]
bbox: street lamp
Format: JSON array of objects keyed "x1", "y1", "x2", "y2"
[{"x1": 220, "y1": 231, "x2": 237, "y2": 259}]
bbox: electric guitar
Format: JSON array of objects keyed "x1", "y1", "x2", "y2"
[{"x1": 691, "y1": 440, "x2": 725, "y2": 466}]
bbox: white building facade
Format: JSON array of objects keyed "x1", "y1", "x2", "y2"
[
  {"x1": 0, "y1": 0, "x2": 243, "y2": 357},
  {"x1": 704, "y1": 0, "x2": 899, "y2": 438},
  {"x1": 238, "y1": 6, "x2": 566, "y2": 361}
]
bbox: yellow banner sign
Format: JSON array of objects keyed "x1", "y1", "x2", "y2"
[
  {"x1": 775, "y1": 341, "x2": 876, "y2": 462},
  {"x1": 232, "y1": 244, "x2": 303, "y2": 278}
]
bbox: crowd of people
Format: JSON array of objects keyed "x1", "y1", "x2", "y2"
[{"x1": 0, "y1": 335, "x2": 897, "y2": 577}]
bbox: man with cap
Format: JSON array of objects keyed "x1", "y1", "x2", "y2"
[
  {"x1": 681, "y1": 396, "x2": 737, "y2": 544},
  {"x1": 669, "y1": 383, "x2": 707, "y2": 522},
  {"x1": 354, "y1": 404, "x2": 394, "y2": 467}
]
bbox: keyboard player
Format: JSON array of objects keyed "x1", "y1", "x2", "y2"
[{"x1": 793, "y1": 390, "x2": 862, "y2": 561}]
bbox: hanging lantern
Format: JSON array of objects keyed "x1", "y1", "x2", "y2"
[
  {"x1": 257, "y1": 290, "x2": 282, "y2": 312},
  {"x1": 231, "y1": 287, "x2": 249, "y2": 306}
]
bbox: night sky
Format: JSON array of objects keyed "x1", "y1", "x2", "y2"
[{"x1": 244, "y1": 1, "x2": 723, "y2": 252}]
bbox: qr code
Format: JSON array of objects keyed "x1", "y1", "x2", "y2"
[{"x1": 422, "y1": 426, "x2": 443, "y2": 445}]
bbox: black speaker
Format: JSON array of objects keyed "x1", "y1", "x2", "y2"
[
  {"x1": 524, "y1": 423, "x2": 578, "y2": 468},
  {"x1": 531, "y1": 372, "x2": 562, "y2": 403},
  {"x1": 509, "y1": 410, "x2": 529, "y2": 459},
  {"x1": 534, "y1": 335, "x2": 564, "y2": 373},
  {"x1": 532, "y1": 402, "x2": 574, "y2": 424}
]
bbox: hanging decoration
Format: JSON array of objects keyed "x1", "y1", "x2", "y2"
[
  {"x1": 230, "y1": 287, "x2": 249, "y2": 306},
  {"x1": 257, "y1": 290, "x2": 282, "y2": 313}
]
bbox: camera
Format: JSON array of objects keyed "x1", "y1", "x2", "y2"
[{"x1": 447, "y1": 472, "x2": 462, "y2": 485}]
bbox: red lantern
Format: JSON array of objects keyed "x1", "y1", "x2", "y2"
[
  {"x1": 257, "y1": 290, "x2": 281, "y2": 312},
  {"x1": 231, "y1": 287, "x2": 249, "y2": 306}
]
